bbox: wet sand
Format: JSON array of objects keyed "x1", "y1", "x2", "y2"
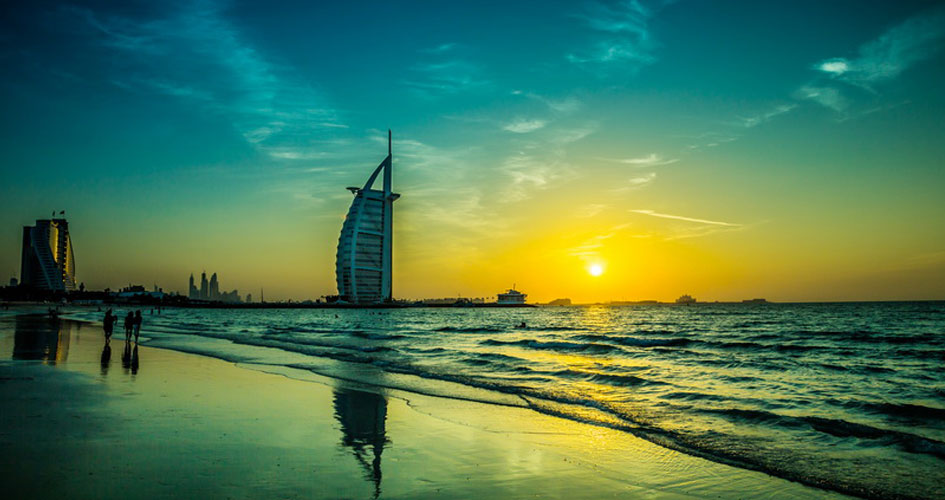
[{"x1": 0, "y1": 314, "x2": 851, "y2": 499}]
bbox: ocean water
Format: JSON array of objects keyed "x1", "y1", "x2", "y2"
[{"x1": 64, "y1": 302, "x2": 944, "y2": 499}]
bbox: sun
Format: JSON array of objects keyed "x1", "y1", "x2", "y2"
[{"x1": 588, "y1": 264, "x2": 604, "y2": 277}]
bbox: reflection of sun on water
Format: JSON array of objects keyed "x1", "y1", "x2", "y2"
[{"x1": 589, "y1": 264, "x2": 604, "y2": 277}]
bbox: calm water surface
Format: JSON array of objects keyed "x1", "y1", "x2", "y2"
[{"x1": 60, "y1": 302, "x2": 945, "y2": 499}]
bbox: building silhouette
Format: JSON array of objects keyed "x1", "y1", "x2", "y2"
[
  {"x1": 20, "y1": 217, "x2": 76, "y2": 291},
  {"x1": 187, "y1": 271, "x2": 241, "y2": 303},
  {"x1": 335, "y1": 130, "x2": 399, "y2": 304},
  {"x1": 209, "y1": 272, "x2": 219, "y2": 300}
]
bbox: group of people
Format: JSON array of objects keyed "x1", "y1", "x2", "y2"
[{"x1": 102, "y1": 309, "x2": 143, "y2": 343}]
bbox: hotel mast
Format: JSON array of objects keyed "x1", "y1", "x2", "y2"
[{"x1": 335, "y1": 130, "x2": 399, "y2": 304}]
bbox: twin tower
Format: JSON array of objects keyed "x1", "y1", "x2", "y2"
[{"x1": 335, "y1": 130, "x2": 399, "y2": 304}]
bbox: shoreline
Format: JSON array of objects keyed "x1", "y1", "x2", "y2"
[{"x1": 0, "y1": 313, "x2": 852, "y2": 499}]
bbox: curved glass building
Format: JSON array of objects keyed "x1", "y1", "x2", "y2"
[
  {"x1": 335, "y1": 131, "x2": 399, "y2": 304},
  {"x1": 20, "y1": 217, "x2": 76, "y2": 291}
]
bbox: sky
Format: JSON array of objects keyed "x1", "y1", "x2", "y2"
[{"x1": 1, "y1": 0, "x2": 944, "y2": 303}]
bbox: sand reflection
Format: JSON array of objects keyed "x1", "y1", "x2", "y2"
[
  {"x1": 333, "y1": 387, "x2": 389, "y2": 499},
  {"x1": 13, "y1": 315, "x2": 69, "y2": 363}
]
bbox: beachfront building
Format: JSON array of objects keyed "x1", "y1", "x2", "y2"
[
  {"x1": 20, "y1": 217, "x2": 77, "y2": 291},
  {"x1": 335, "y1": 130, "x2": 399, "y2": 304}
]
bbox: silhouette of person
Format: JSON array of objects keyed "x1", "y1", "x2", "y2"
[
  {"x1": 124, "y1": 312, "x2": 134, "y2": 341},
  {"x1": 103, "y1": 309, "x2": 116, "y2": 344},
  {"x1": 133, "y1": 310, "x2": 142, "y2": 342}
]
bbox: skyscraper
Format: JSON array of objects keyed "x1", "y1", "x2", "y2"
[
  {"x1": 20, "y1": 217, "x2": 76, "y2": 291},
  {"x1": 188, "y1": 273, "x2": 198, "y2": 299},
  {"x1": 200, "y1": 272, "x2": 208, "y2": 300},
  {"x1": 209, "y1": 273, "x2": 219, "y2": 301},
  {"x1": 335, "y1": 130, "x2": 399, "y2": 304}
]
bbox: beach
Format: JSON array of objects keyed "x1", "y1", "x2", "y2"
[{"x1": 0, "y1": 312, "x2": 853, "y2": 499}]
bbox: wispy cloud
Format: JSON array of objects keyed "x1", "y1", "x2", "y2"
[
  {"x1": 502, "y1": 151, "x2": 576, "y2": 202},
  {"x1": 601, "y1": 153, "x2": 679, "y2": 166},
  {"x1": 681, "y1": 131, "x2": 740, "y2": 151},
  {"x1": 794, "y1": 85, "x2": 849, "y2": 112},
  {"x1": 575, "y1": 203, "x2": 607, "y2": 218},
  {"x1": 404, "y1": 57, "x2": 489, "y2": 96},
  {"x1": 512, "y1": 90, "x2": 583, "y2": 114},
  {"x1": 630, "y1": 209, "x2": 740, "y2": 227},
  {"x1": 67, "y1": 1, "x2": 343, "y2": 162},
  {"x1": 567, "y1": 0, "x2": 663, "y2": 70},
  {"x1": 813, "y1": 9, "x2": 945, "y2": 89},
  {"x1": 800, "y1": 8, "x2": 945, "y2": 114},
  {"x1": 628, "y1": 172, "x2": 657, "y2": 185},
  {"x1": 420, "y1": 42, "x2": 458, "y2": 54},
  {"x1": 612, "y1": 172, "x2": 657, "y2": 192},
  {"x1": 503, "y1": 119, "x2": 548, "y2": 133},
  {"x1": 736, "y1": 103, "x2": 798, "y2": 128}
]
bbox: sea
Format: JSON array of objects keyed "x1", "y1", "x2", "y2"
[{"x1": 60, "y1": 302, "x2": 945, "y2": 499}]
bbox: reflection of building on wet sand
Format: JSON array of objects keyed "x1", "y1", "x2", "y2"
[
  {"x1": 13, "y1": 316, "x2": 70, "y2": 362},
  {"x1": 333, "y1": 388, "x2": 389, "y2": 499}
]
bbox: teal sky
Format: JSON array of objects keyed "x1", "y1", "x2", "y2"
[{"x1": 1, "y1": 1, "x2": 944, "y2": 301}]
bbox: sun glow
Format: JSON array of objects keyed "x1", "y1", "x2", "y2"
[{"x1": 589, "y1": 264, "x2": 604, "y2": 277}]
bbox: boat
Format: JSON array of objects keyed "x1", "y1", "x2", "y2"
[
  {"x1": 497, "y1": 287, "x2": 527, "y2": 305},
  {"x1": 675, "y1": 294, "x2": 696, "y2": 305}
]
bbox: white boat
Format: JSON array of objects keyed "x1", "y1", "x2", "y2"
[{"x1": 497, "y1": 288, "x2": 527, "y2": 305}]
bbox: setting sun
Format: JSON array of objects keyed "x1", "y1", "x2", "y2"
[{"x1": 589, "y1": 264, "x2": 604, "y2": 277}]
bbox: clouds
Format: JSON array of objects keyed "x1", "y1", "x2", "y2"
[
  {"x1": 813, "y1": 9, "x2": 945, "y2": 89},
  {"x1": 628, "y1": 209, "x2": 748, "y2": 240},
  {"x1": 602, "y1": 153, "x2": 678, "y2": 166},
  {"x1": 502, "y1": 119, "x2": 548, "y2": 133},
  {"x1": 567, "y1": 0, "x2": 664, "y2": 71},
  {"x1": 626, "y1": 172, "x2": 657, "y2": 186},
  {"x1": 736, "y1": 104, "x2": 798, "y2": 128},
  {"x1": 404, "y1": 44, "x2": 489, "y2": 96},
  {"x1": 799, "y1": 7, "x2": 945, "y2": 114},
  {"x1": 66, "y1": 0, "x2": 342, "y2": 161},
  {"x1": 630, "y1": 209, "x2": 740, "y2": 227}
]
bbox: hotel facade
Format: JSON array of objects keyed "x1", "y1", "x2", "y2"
[
  {"x1": 335, "y1": 131, "x2": 399, "y2": 304},
  {"x1": 20, "y1": 218, "x2": 77, "y2": 291}
]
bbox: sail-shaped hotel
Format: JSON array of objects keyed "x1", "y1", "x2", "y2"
[{"x1": 335, "y1": 131, "x2": 400, "y2": 304}]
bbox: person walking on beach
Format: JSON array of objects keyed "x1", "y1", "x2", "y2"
[
  {"x1": 124, "y1": 311, "x2": 134, "y2": 341},
  {"x1": 103, "y1": 309, "x2": 116, "y2": 344},
  {"x1": 133, "y1": 310, "x2": 143, "y2": 342}
]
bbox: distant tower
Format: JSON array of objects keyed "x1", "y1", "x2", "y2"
[
  {"x1": 335, "y1": 130, "x2": 399, "y2": 304},
  {"x1": 209, "y1": 273, "x2": 219, "y2": 301},
  {"x1": 188, "y1": 273, "x2": 198, "y2": 299},
  {"x1": 200, "y1": 272, "x2": 208, "y2": 300},
  {"x1": 20, "y1": 217, "x2": 76, "y2": 291}
]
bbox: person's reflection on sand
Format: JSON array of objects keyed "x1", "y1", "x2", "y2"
[
  {"x1": 121, "y1": 339, "x2": 132, "y2": 370},
  {"x1": 333, "y1": 388, "x2": 389, "y2": 499},
  {"x1": 100, "y1": 343, "x2": 111, "y2": 375},
  {"x1": 131, "y1": 344, "x2": 139, "y2": 374}
]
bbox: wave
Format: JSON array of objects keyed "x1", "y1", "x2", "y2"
[
  {"x1": 553, "y1": 369, "x2": 665, "y2": 387},
  {"x1": 575, "y1": 334, "x2": 690, "y2": 348},
  {"x1": 701, "y1": 407, "x2": 945, "y2": 459},
  {"x1": 480, "y1": 338, "x2": 626, "y2": 355},
  {"x1": 434, "y1": 326, "x2": 505, "y2": 333}
]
